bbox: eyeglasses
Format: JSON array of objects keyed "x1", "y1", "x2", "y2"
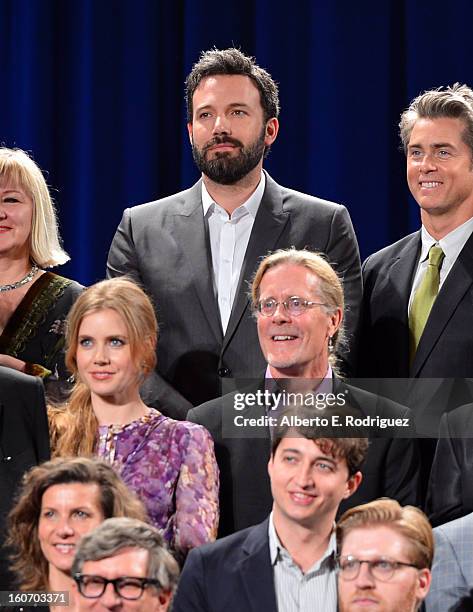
[
  {"x1": 74, "y1": 574, "x2": 161, "y2": 600},
  {"x1": 256, "y1": 296, "x2": 327, "y2": 317},
  {"x1": 337, "y1": 556, "x2": 420, "y2": 581}
]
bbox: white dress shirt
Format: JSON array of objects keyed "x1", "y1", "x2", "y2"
[
  {"x1": 202, "y1": 173, "x2": 265, "y2": 332},
  {"x1": 408, "y1": 217, "x2": 473, "y2": 312},
  {"x1": 268, "y1": 513, "x2": 337, "y2": 612}
]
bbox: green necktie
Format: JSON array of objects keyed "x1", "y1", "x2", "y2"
[{"x1": 409, "y1": 245, "x2": 445, "y2": 359}]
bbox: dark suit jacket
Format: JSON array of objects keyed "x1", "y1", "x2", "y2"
[
  {"x1": 359, "y1": 229, "x2": 473, "y2": 379},
  {"x1": 0, "y1": 367, "x2": 50, "y2": 589},
  {"x1": 427, "y1": 403, "x2": 473, "y2": 527},
  {"x1": 188, "y1": 378, "x2": 420, "y2": 536},
  {"x1": 107, "y1": 173, "x2": 362, "y2": 419},
  {"x1": 172, "y1": 518, "x2": 277, "y2": 612}
]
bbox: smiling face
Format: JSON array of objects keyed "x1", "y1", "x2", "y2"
[
  {"x1": 188, "y1": 74, "x2": 278, "y2": 184},
  {"x1": 75, "y1": 308, "x2": 142, "y2": 404},
  {"x1": 256, "y1": 264, "x2": 342, "y2": 379},
  {"x1": 77, "y1": 548, "x2": 170, "y2": 612},
  {"x1": 268, "y1": 437, "x2": 359, "y2": 530},
  {"x1": 38, "y1": 483, "x2": 104, "y2": 576},
  {"x1": 338, "y1": 526, "x2": 431, "y2": 612},
  {"x1": 0, "y1": 179, "x2": 33, "y2": 260},
  {"x1": 407, "y1": 117, "x2": 473, "y2": 235}
]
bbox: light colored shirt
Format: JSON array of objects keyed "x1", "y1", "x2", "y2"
[
  {"x1": 409, "y1": 217, "x2": 473, "y2": 311},
  {"x1": 202, "y1": 173, "x2": 265, "y2": 333},
  {"x1": 268, "y1": 513, "x2": 338, "y2": 612}
]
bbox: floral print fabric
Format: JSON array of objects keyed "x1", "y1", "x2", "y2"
[{"x1": 96, "y1": 409, "x2": 219, "y2": 556}]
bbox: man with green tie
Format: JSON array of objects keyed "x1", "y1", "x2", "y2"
[
  {"x1": 357, "y1": 84, "x2": 473, "y2": 498},
  {"x1": 358, "y1": 83, "x2": 473, "y2": 383}
]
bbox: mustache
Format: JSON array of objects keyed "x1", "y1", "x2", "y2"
[{"x1": 203, "y1": 136, "x2": 244, "y2": 152}]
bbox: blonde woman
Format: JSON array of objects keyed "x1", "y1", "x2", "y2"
[{"x1": 0, "y1": 148, "x2": 82, "y2": 399}]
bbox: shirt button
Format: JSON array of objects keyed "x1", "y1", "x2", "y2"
[{"x1": 218, "y1": 367, "x2": 231, "y2": 377}]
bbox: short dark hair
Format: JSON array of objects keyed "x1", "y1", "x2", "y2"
[
  {"x1": 399, "y1": 83, "x2": 473, "y2": 157},
  {"x1": 72, "y1": 518, "x2": 179, "y2": 594},
  {"x1": 270, "y1": 406, "x2": 369, "y2": 477},
  {"x1": 185, "y1": 47, "x2": 280, "y2": 123}
]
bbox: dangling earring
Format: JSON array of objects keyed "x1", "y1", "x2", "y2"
[{"x1": 328, "y1": 336, "x2": 334, "y2": 352}]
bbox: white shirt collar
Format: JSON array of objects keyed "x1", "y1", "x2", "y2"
[
  {"x1": 420, "y1": 216, "x2": 473, "y2": 262},
  {"x1": 201, "y1": 171, "x2": 265, "y2": 218}
]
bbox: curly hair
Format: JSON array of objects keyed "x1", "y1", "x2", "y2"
[{"x1": 7, "y1": 457, "x2": 147, "y2": 591}]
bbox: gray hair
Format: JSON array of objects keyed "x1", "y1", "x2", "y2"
[
  {"x1": 0, "y1": 147, "x2": 69, "y2": 267},
  {"x1": 72, "y1": 518, "x2": 179, "y2": 593},
  {"x1": 251, "y1": 248, "x2": 345, "y2": 365},
  {"x1": 399, "y1": 83, "x2": 473, "y2": 157}
]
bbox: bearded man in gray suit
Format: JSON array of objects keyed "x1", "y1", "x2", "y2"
[{"x1": 107, "y1": 48, "x2": 362, "y2": 419}]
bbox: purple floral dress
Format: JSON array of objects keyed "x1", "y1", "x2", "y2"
[{"x1": 95, "y1": 409, "x2": 219, "y2": 555}]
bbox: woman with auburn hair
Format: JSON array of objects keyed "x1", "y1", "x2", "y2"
[
  {"x1": 7, "y1": 456, "x2": 146, "y2": 605},
  {"x1": 0, "y1": 148, "x2": 82, "y2": 400},
  {"x1": 50, "y1": 278, "x2": 219, "y2": 560}
]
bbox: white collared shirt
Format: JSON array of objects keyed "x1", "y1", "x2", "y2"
[
  {"x1": 408, "y1": 217, "x2": 473, "y2": 311},
  {"x1": 202, "y1": 172, "x2": 265, "y2": 333},
  {"x1": 268, "y1": 513, "x2": 338, "y2": 612}
]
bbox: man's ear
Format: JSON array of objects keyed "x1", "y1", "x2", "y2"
[
  {"x1": 343, "y1": 471, "x2": 362, "y2": 499},
  {"x1": 264, "y1": 118, "x2": 279, "y2": 146},
  {"x1": 416, "y1": 568, "x2": 432, "y2": 602},
  {"x1": 187, "y1": 122, "x2": 193, "y2": 145},
  {"x1": 158, "y1": 590, "x2": 172, "y2": 611}
]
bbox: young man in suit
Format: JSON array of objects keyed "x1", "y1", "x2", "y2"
[
  {"x1": 172, "y1": 416, "x2": 366, "y2": 612},
  {"x1": 0, "y1": 366, "x2": 50, "y2": 589},
  {"x1": 337, "y1": 499, "x2": 432, "y2": 612},
  {"x1": 188, "y1": 249, "x2": 419, "y2": 536},
  {"x1": 107, "y1": 48, "x2": 361, "y2": 419}
]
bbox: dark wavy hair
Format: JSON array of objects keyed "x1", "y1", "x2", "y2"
[{"x1": 7, "y1": 457, "x2": 147, "y2": 591}]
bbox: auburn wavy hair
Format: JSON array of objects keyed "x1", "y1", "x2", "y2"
[{"x1": 49, "y1": 277, "x2": 158, "y2": 456}]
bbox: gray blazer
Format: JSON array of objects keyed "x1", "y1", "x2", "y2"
[
  {"x1": 107, "y1": 172, "x2": 362, "y2": 419},
  {"x1": 426, "y1": 512, "x2": 473, "y2": 612}
]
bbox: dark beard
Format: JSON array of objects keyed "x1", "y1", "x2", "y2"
[{"x1": 192, "y1": 129, "x2": 266, "y2": 185}]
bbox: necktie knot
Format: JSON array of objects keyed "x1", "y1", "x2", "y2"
[{"x1": 428, "y1": 245, "x2": 445, "y2": 268}]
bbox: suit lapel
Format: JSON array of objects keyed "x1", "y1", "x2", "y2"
[
  {"x1": 412, "y1": 231, "x2": 473, "y2": 376},
  {"x1": 383, "y1": 233, "x2": 420, "y2": 375},
  {"x1": 171, "y1": 181, "x2": 223, "y2": 343},
  {"x1": 240, "y1": 520, "x2": 278, "y2": 612},
  {"x1": 223, "y1": 174, "x2": 289, "y2": 349}
]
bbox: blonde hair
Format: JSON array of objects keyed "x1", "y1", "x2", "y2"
[
  {"x1": 336, "y1": 498, "x2": 434, "y2": 570},
  {"x1": 251, "y1": 248, "x2": 345, "y2": 364},
  {"x1": 50, "y1": 278, "x2": 158, "y2": 456},
  {"x1": 0, "y1": 148, "x2": 69, "y2": 267}
]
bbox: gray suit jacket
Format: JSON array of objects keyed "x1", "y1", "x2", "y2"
[
  {"x1": 107, "y1": 172, "x2": 362, "y2": 419},
  {"x1": 426, "y1": 513, "x2": 473, "y2": 612}
]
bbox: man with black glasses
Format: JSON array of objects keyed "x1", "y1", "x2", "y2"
[
  {"x1": 336, "y1": 498, "x2": 432, "y2": 612},
  {"x1": 72, "y1": 518, "x2": 179, "y2": 611}
]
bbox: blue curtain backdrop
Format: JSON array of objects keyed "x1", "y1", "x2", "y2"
[{"x1": 1, "y1": 0, "x2": 473, "y2": 285}]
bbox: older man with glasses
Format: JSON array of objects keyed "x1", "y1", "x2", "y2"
[
  {"x1": 72, "y1": 518, "x2": 179, "y2": 611},
  {"x1": 336, "y1": 498, "x2": 432, "y2": 612},
  {"x1": 188, "y1": 248, "x2": 420, "y2": 536}
]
